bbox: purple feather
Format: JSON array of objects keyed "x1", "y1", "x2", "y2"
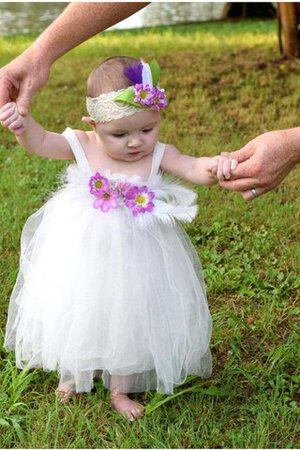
[{"x1": 124, "y1": 62, "x2": 143, "y2": 85}]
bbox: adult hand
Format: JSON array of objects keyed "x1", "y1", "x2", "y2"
[
  {"x1": 219, "y1": 129, "x2": 300, "y2": 201},
  {"x1": 0, "y1": 48, "x2": 50, "y2": 116}
]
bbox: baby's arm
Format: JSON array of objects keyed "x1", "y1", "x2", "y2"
[
  {"x1": 161, "y1": 144, "x2": 237, "y2": 185},
  {"x1": 0, "y1": 102, "x2": 73, "y2": 160}
]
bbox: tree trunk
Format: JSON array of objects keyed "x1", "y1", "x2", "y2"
[{"x1": 278, "y1": 3, "x2": 299, "y2": 58}]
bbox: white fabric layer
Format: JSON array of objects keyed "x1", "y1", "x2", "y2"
[
  {"x1": 86, "y1": 89, "x2": 142, "y2": 123},
  {"x1": 4, "y1": 130, "x2": 212, "y2": 394}
]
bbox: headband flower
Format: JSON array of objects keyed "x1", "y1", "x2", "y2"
[{"x1": 114, "y1": 59, "x2": 168, "y2": 112}]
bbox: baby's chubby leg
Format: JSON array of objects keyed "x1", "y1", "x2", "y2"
[{"x1": 110, "y1": 375, "x2": 144, "y2": 421}]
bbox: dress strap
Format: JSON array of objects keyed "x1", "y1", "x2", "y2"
[
  {"x1": 62, "y1": 127, "x2": 90, "y2": 171},
  {"x1": 149, "y1": 142, "x2": 166, "y2": 177}
]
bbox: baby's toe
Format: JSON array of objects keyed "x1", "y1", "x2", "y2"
[
  {"x1": 121, "y1": 409, "x2": 135, "y2": 421},
  {"x1": 131, "y1": 405, "x2": 144, "y2": 419}
]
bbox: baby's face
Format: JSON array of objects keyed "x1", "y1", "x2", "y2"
[{"x1": 95, "y1": 110, "x2": 160, "y2": 162}]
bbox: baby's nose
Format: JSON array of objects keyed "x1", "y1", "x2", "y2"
[{"x1": 128, "y1": 136, "x2": 142, "y2": 147}]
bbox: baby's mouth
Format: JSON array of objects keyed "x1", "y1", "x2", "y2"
[{"x1": 128, "y1": 151, "x2": 142, "y2": 155}]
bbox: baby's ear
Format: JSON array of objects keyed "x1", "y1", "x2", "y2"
[{"x1": 82, "y1": 116, "x2": 96, "y2": 128}]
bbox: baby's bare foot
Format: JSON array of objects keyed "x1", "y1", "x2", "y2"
[
  {"x1": 55, "y1": 381, "x2": 79, "y2": 404},
  {"x1": 110, "y1": 392, "x2": 144, "y2": 421}
]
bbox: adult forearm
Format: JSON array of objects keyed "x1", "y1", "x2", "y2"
[
  {"x1": 30, "y1": 2, "x2": 148, "y2": 66},
  {"x1": 0, "y1": 2, "x2": 148, "y2": 113}
]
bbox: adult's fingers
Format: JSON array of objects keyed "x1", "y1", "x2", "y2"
[
  {"x1": 219, "y1": 176, "x2": 259, "y2": 192},
  {"x1": 225, "y1": 143, "x2": 255, "y2": 164},
  {"x1": 241, "y1": 188, "x2": 264, "y2": 202},
  {"x1": 16, "y1": 80, "x2": 33, "y2": 116},
  {"x1": 0, "y1": 75, "x2": 12, "y2": 107},
  {"x1": 223, "y1": 157, "x2": 258, "y2": 181}
]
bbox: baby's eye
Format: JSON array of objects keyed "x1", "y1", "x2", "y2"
[
  {"x1": 112, "y1": 133, "x2": 126, "y2": 138},
  {"x1": 142, "y1": 128, "x2": 153, "y2": 133}
]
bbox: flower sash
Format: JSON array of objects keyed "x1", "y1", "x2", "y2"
[{"x1": 89, "y1": 172, "x2": 155, "y2": 216}]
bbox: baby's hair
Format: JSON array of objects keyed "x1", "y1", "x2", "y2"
[{"x1": 87, "y1": 56, "x2": 140, "y2": 97}]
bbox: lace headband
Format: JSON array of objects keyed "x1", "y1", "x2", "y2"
[
  {"x1": 86, "y1": 89, "x2": 142, "y2": 123},
  {"x1": 86, "y1": 59, "x2": 168, "y2": 123}
]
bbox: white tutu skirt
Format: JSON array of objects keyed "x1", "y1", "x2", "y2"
[{"x1": 4, "y1": 165, "x2": 212, "y2": 394}]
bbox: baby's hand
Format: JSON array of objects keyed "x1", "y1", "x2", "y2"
[
  {"x1": 208, "y1": 155, "x2": 238, "y2": 181},
  {"x1": 0, "y1": 102, "x2": 26, "y2": 135}
]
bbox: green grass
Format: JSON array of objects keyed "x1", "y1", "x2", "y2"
[{"x1": 0, "y1": 20, "x2": 299, "y2": 448}]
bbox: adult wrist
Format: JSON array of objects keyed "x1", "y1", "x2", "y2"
[
  {"x1": 25, "y1": 39, "x2": 55, "y2": 68},
  {"x1": 281, "y1": 128, "x2": 300, "y2": 165}
]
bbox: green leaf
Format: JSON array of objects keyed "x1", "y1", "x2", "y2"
[
  {"x1": 240, "y1": 289, "x2": 256, "y2": 297},
  {"x1": 145, "y1": 383, "x2": 230, "y2": 414},
  {"x1": 11, "y1": 418, "x2": 25, "y2": 443},
  {"x1": 201, "y1": 386, "x2": 230, "y2": 397},
  {"x1": 0, "y1": 419, "x2": 10, "y2": 427},
  {"x1": 114, "y1": 88, "x2": 136, "y2": 106},
  {"x1": 150, "y1": 59, "x2": 160, "y2": 86}
]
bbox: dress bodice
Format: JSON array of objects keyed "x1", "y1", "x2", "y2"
[
  {"x1": 60, "y1": 128, "x2": 198, "y2": 225},
  {"x1": 62, "y1": 127, "x2": 165, "y2": 183}
]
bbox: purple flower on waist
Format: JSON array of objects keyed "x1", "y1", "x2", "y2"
[
  {"x1": 124, "y1": 185, "x2": 155, "y2": 216},
  {"x1": 116, "y1": 181, "x2": 131, "y2": 195},
  {"x1": 93, "y1": 189, "x2": 119, "y2": 212},
  {"x1": 89, "y1": 172, "x2": 109, "y2": 195},
  {"x1": 89, "y1": 173, "x2": 155, "y2": 216}
]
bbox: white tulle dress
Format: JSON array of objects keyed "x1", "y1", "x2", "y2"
[{"x1": 4, "y1": 128, "x2": 212, "y2": 394}]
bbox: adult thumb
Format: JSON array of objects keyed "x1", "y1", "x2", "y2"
[
  {"x1": 16, "y1": 81, "x2": 33, "y2": 116},
  {"x1": 229, "y1": 143, "x2": 254, "y2": 164}
]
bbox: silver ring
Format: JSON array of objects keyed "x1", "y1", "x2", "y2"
[{"x1": 251, "y1": 188, "x2": 258, "y2": 198}]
